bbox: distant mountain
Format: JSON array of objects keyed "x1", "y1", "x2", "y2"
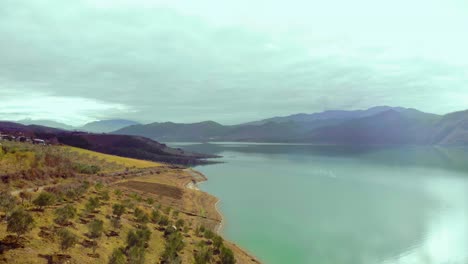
[
  {"x1": 0, "y1": 121, "x2": 214, "y2": 165},
  {"x1": 16, "y1": 119, "x2": 75, "y2": 131},
  {"x1": 304, "y1": 109, "x2": 439, "y2": 145},
  {"x1": 113, "y1": 106, "x2": 445, "y2": 144},
  {"x1": 81, "y1": 119, "x2": 140, "y2": 133},
  {"x1": 430, "y1": 110, "x2": 468, "y2": 145},
  {"x1": 244, "y1": 106, "x2": 411, "y2": 125}
]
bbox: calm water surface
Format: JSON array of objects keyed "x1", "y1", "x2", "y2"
[{"x1": 173, "y1": 143, "x2": 468, "y2": 264}]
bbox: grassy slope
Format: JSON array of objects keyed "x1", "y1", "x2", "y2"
[{"x1": 0, "y1": 142, "x2": 258, "y2": 264}]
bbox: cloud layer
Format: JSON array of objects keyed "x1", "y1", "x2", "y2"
[{"x1": 1, "y1": 0, "x2": 467, "y2": 125}]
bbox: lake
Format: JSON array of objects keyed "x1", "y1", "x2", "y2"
[{"x1": 172, "y1": 143, "x2": 468, "y2": 264}]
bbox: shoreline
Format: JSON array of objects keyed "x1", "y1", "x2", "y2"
[{"x1": 184, "y1": 168, "x2": 262, "y2": 264}]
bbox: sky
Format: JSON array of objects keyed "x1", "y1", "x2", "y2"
[{"x1": 1, "y1": 0, "x2": 468, "y2": 126}]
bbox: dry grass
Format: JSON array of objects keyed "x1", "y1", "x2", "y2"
[{"x1": 64, "y1": 146, "x2": 162, "y2": 169}]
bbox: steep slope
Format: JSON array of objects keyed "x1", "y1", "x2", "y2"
[
  {"x1": 81, "y1": 119, "x2": 140, "y2": 133},
  {"x1": 114, "y1": 121, "x2": 229, "y2": 141},
  {"x1": 17, "y1": 119, "x2": 75, "y2": 130},
  {"x1": 431, "y1": 110, "x2": 468, "y2": 145},
  {"x1": 113, "y1": 107, "x2": 440, "y2": 143},
  {"x1": 0, "y1": 121, "x2": 214, "y2": 165},
  {"x1": 244, "y1": 106, "x2": 412, "y2": 125},
  {"x1": 304, "y1": 110, "x2": 438, "y2": 145}
]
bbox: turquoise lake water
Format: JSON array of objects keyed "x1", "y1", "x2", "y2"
[{"x1": 174, "y1": 143, "x2": 468, "y2": 264}]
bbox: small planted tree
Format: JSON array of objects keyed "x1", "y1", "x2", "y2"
[
  {"x1": 0, "y1": 191, "x2": 18, "y2": 215},
  {"x1": 194, "y1": 244, "x2": 213, "y2": 264},
  {"x1": 161, "y1": 232, "x2": 185, "y2": 263},
  {"x1": 54, "y1": 204, "x2": 76, "y2": 225},
  {"x1": 19, "y1": 191, "x2": 33, "y2": 205},
  {"x1": 150, "y1": 209, "x2": 160, "y2": 224},
  {"x1": 85, "y1": 197, "x2": 100, "y2": 213},
  {"x1": 108, "y1": 247, "x2": 126, "y2": 264},
  {"x1": 126, "y1": 227, "x2": 151, "y2": 264},
  {"x1": 220, "y1": 245, "x2": 236, "y2": 264},
  {"x1": 100, "y1": 190, "x2": 110, "y2": 201},
  {"x1": 112, "y1": 204, "x2": 125, "y2": 219},
  {"x1": 7, "y1": 208, "x2": 34, "y2": 240},
  {"x1": 88, "y1": 219, "x2": 104, "y2": 239},
  {"x1": 33, "y1": 192, "x2": 56, "y2": 210},
  {"x1": 57, "y1": 228, "x2": 78, "y2": 253},
  {"x1": 134, "y1": 208, "x2": 149, "y2": 224}
]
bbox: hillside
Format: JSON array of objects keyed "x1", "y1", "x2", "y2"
[
  {"x1": 81, "y1": 119, "x2": 141, "y2": 133},
  {"x1": 0, "y1": 122, "x2": 214, "y2": 165},
  {"x1": 0, "y1": 141, "x2": 256, "y2": 264},
  {"x1": 113, "y1": 106, "x2": 454, "y2": 145}
]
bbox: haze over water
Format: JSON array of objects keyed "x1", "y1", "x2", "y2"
[{"x1": 174, "y1": 143, "x2": 468, "y2": 264}]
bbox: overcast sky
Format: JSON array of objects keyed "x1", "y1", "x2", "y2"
[{"x1": 1, "y1": 0, "x2": 467, "y2": 125}]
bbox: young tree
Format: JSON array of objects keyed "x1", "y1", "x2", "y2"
[
  {"x1": 85, "y1": 197, "x2": 100, "y2": 213},
  {"x1": 19, "y1": 191, "x2": 33, "y2": 205},
  {"x1": 213, "y1": 235, "x2": 224, "y2": 251},
  {"x1": 100, "y1": 190, "x2": 110, "y2": 201},
  {"x1": 54, "y1": 204, "x2": 76, "y2": 225},
  {"x1": 33, "y1": 192, "x2": 56, "y2": 210},
  {"x1": 108, "y1": 247, "x2": 126, "y2": 264},
  {"x1": 220, "y1": 246, "x2": 236, "y2": 264},
  {"x1": 127, "y1": 245, "x2": 145, "y2": 264},
  {"x1": 194, "y1": 245, "x2": 213, "y2": 264},
  {"x1": 161, "y1": 232, "x2": 185, "y2": 263},
  {"x1": 127, "y1": 227, "x2": 151, "y2": 249},
  {"x1": 88, "y1": 219, "x2": 104, "y2": 239},
  {"x1": 0, "y1": 191, "x2": 17, "y2": 214},
  {"x1": 150, "y1": 209, "x2": 160, "y2": 224},
  {"x1": 57, "y1": 228, "x2": 78, "y2": 253},
  {"x1": 134, "y1": 208, "x2": 149, "y2": 224},
  {"x1": 112, "y1": 204, "x2": 125, "y2": 219},
  {"x1": 7, "y1": 208, "x2": 34, "y2": 240},
  {"x1": 175, "y1": 219, "x2": 185, "y2": 229},
  {"x1": 113, "y1": 189, "x2": 122, "y2": 198}
]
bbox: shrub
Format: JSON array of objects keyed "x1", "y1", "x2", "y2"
[
  {"x1": 213, "y1": 235, "x2": 224, "y2": 250},
  {"x1": 54, "y1": 204, "x2": 76, "y2": 225},
  {"x1": 175, "y1": 219, "x2": 185, "y2": 229},
  {"x1": 161, "y1": 232, "x2": 184, "y2": 263},
  {"x1": 158, "y1": 215, "x2": 169, "y2": 226},
  {"x1": 33, "y1": 192, "x2": 56, "y2": 210},
  {"x1": 194, "y1": 245, "x2": 213, "y2": 264},
  {"x1": 73, "y1": 163, "x2": 100, "y2": 174},
  {"x1": 112, "y1": 204, "x2": 126, "y2": 218},
  {"x1": 85, "y1": 197, "x2": 100, "y2": 213},
  {"x1": 114, "y1": 189, "x2": 122, "y2": 198},
  {"x1": 220, "y1": 246, "x2": 236, "y2": 264},
  {"x1": 0, "y1": 191, "x2": 17, "y2": 213},
  {"x1": 127, "y1": 226, "x2": 151, "y2": 248},
  {"x1": 57, "y1": 228, "x2": 78, "y2": 252},
  {"x1": 88, "y1": 219, "x2": 104, "y2": 239},
  {"x1": 128, "y1": 245, "x2": 145, "y2": 264},
  {"x1": 7, "y1": 208, "x2": 34, "y2": 239},
  {"x1": 100, "y1": 190, "x2": 110, "y2": 201},
  {"x1": 110, "y1": 217, "x2": 121, "y2": 230},
  {"x1": 150, "y1": 210, "x2": 160, "y2": 223},
  {"x1": 204, "y1": 229, "x2": 215, "y2": 240},
  {"x1": 134, "y1": 208, "x2": 149, "y2": 224},
  {"x1": 19, "y1": 191, "x2": 33, "y2": 205},
  {"x1": 108, "y1": 248, "x2": 126, "y2": 264},
  {"x1": 145, "y1": 197, "x2": 154, "y2": 205}
]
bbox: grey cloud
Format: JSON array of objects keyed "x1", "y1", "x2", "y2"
[{"x1": 1, "y1": 0, "x2": 467, "y2": 125}]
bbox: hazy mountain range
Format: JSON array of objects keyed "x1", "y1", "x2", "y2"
[
  {"x1": 0, "y1": 121, "x2": 214, "y2": 165},
  {"x1": 113, "y1": 106, "x2": 468, "y2": 145},
  {"x1": 17, "y1": 119, "x2": 140, "y2": 133},
  {"x1": 9, "y1": 106, "x2": 468, "y2": 145}
]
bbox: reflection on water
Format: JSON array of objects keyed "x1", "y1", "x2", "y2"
[{"x1": 172, "y1": 143, "x2": 468, "y2": 264}]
